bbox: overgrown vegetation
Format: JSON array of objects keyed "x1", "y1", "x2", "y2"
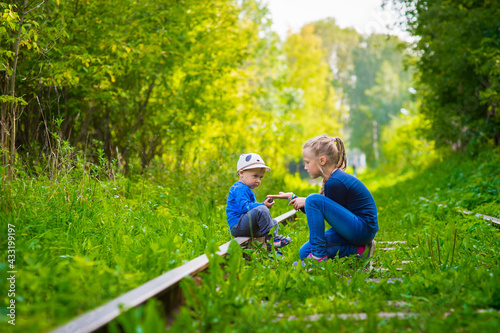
[
  {"x1": 388, "y1": 0, "x2": 500, "y2": 148},
  {"x1": 109, "y1": 150, "x2": 499, "y2": 332},
  {"x1": 1, "y1": 146, "x2": 498, "y2": 332},
  {"x1": 0, "y1": 153, "x2": 315, "y2": 332}
]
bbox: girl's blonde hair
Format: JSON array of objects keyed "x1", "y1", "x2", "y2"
[{"x1": 303, "y1": 134, "x2": 347, "y2": 195}]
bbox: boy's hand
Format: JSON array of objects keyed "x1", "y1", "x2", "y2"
[
  {"x1": 264, "y1": 197, "x2": 275, "y2": 208},
  {"x1": 266, "y1": 192, "x2": 292, "y2": 200}
]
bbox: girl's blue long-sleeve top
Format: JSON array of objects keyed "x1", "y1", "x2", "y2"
[{"x1": 226, "y1": 181, "x2": 264, "y2": 228}]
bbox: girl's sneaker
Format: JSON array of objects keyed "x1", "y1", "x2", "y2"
[
  {"x1": 274, "y1": 235, "x2": 292, "y2": 248},
  {"x1": 306, "y1": 253, "x2": 328, "y2": 262},
  {"x1": 293, "y1": 254, "x2": 328, "y2": 269},
  {"x1": 358, "y1": 240, "x2": 376, "y2": 266}
]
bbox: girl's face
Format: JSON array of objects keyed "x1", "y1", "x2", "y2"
[
  {"x1": 303, "y1": 147, "x2": 322, "y2": 179},
  {"x1": 238, "y1": 168, "x2": 266, "y2": 189}
]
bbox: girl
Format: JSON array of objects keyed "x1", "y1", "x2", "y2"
[{"x1": 268, "y1": 134, "x2": 378, "y2": 262}]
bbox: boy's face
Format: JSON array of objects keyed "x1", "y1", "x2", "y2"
[{"x1": 238, "y1": 168, "x2": 267, "y2": 189}]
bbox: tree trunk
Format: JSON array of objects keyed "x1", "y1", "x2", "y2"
[
  {"x1": 372, "y1": 120, "x2": 379, "y2": 163},
  {"x1": 76, "y1": 101, "x2": 95, "y2": 144},
  {"x1": 491, "y1": 105, "x2": 499, "y2": 147},
  {"x1": 104, "y1": 106, "x2": 111, "y2": 163},
  {"x1": 7, "y1": 0, "x2": 28, "y2": 174},
  {"x1": 141, "y1": 135, "x2": 158, "y2": 171},
  {"x1": 1, "y1": 64, "x2": 8, "y2": 165},
  {"x1": 122, "y1": 79, "x2": 156, "y2": 170}
]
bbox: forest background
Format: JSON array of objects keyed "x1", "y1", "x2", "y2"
[{"x1": 1, "y1": 0, "x2": 499, "y2": 180}]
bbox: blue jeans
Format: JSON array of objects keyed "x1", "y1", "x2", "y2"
[{"x1": 299, "y1": 194, "x2": 377, "y2": 259}]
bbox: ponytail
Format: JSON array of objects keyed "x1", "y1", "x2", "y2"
[
  {"x1": 320, "y1": 178, "x2": 326, "y2": 196},
  {"x1": 332, "y1": 136, "x2": 347, "y2": 171}
]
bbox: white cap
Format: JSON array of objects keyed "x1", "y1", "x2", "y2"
[{"x1": 237, "y1": 153, "x2": 271, "y2": 172}]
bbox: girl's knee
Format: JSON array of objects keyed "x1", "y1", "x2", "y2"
[
  {"x1": 299, "y1": 241, "x2": 312, "y2": 260},
  {"x1": 305, "y1": 193, "x2": 322, "y2": 209}
]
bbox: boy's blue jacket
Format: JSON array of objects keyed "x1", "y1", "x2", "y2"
[{"x1": 226, "y1": 181, "x2": 264, "y2": 228}]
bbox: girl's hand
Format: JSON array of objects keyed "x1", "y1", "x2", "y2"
[
  {"x1": 264, "y1": 197, "x2": 275, "y2": 208},
  {"x1": 289, "y1": 197, "x2": 305, "y2": 210},
  {"x1": 267, "y1": 192, "x2": 293, "y2": 200}
]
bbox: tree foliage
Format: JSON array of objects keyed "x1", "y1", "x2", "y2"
[
  {"x1": 284, "y1": 23, "x2": 345, "y2": 159},
  {"x1": 0, "y1": 0, "x2": 348, "y2": 176},
  {"x1": 0, "y1": 1, "x2": 425, "y2": 176},
  {"x1": 305, "y1": 19, "x2": 414, "y2": 167},
  {"x1": 389, "y1": 0, "x2": 500, "y2": 149},
  {"x1": 347, "y1": 35, "x2": 413, "y2": 166},
  {"x1": 2, "y1": 0, "x2": 256, "y2": 171}
]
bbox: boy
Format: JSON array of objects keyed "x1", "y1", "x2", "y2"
[{"x1": 226, "y1": 153, "x2": 291, "y2": 249}]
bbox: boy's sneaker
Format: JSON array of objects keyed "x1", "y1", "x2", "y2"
[
  {"x1": 265, "y1": 243, "x2": 283, "y2": 256},
  {"x1": 265, "y1": 234, "x2": 273, "y2": 243},
  {"x1": 273, "y1": 235, "x2": 292, "y2": 248},
  {"x1": 266, "y1": 242, "x2": 272, "y2": 253},
  {"x1": 306, "y1": 253, "x2": 328, "y2": 262},
  {"x1": 358, "y1": 240, "x2": 376, "y2": 266},
  {"x1": 293, "y1": 260, "x2": 306, "y2": 268}
]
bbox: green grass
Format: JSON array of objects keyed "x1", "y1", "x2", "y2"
[
  {"x1": 0, "y1": 162, "x2": 312, "y2": 332},
  {"x1": 1, "y1": 150, "x2": 499, "y2": 332},
  {"x1": 122, "y1": 150, "x2": 499, "y2": 332}
]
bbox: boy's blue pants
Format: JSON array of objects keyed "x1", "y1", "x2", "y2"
[{"x1": 230, "y1": 205, "x2": 278, "y2": 238}]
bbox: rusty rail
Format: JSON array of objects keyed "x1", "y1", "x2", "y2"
[{"x1": 49, "y1": 209, "x2": 297, "y2": 333}]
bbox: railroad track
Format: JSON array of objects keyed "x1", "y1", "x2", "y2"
[
  {"x1": 50, "y1": 210, "x2": 298, "y2": 333},
  {"x1": 50, "y1": 198, "x2": 499, "y2": 332},
  {"x1": 419, "y1": 197, "x2": 500, "y2": 229}
]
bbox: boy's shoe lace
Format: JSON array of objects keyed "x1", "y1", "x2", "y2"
[
  {"x1": 273, "y1": 235, "x2": 292, "y2": 248},
  {"x1": 266, "y1": 243, "x2": 284, "y2": 257}
]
